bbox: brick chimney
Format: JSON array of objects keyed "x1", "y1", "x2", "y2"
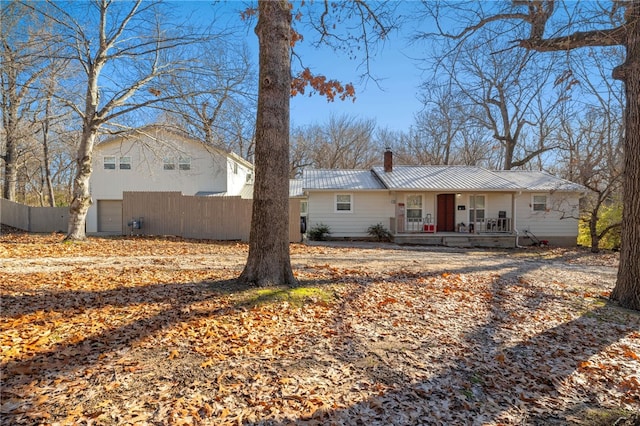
[{"x1": 384, "y1": 148, "x2": 393, "y2": 173}]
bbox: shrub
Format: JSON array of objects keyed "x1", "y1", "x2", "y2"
[
  {"x1": 578, "y1": 201, "x2": 622, "y2": 250},
  {"x1": 367, "y1": 223, "x2": 392, "y2": 242},
  {"x1": 308, "y1": 223, "x2": 331, "y2": 241}
]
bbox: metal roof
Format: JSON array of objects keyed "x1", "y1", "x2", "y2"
[
  {"x1": 300, "y1": 166, "x2": 586, "y2": 193},
  {"x1": 492, "y1": 170, "x2": 587, "y2": 192},
  {"x1": 195, "y1": 191, "x2": 227, "y2": 197},
  {"x1": 371, "y1": 166, "x2": 521, "y2": 191},
  {"x1": 239, "y1": 184, "x2": 254, "y2": 199},
  {"x1": 239, "y1": 180, "x2": 312, "y2": 198},
  {"x1": 289, "y1": 179, "x2": 304, "y2": 197},
  {"x1": 303, "y1": 169, "x2": 385, "y2": 190}
]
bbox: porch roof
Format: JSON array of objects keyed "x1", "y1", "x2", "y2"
[
  {"x1": 371, "y1": 165, "x2": 521, "y2": 191},
  {"x1": 493, "y1": 170, "x2": 586, "y2": 192}
]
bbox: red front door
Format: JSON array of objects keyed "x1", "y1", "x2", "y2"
[{"x1": 437, "y1": 194, "x2": 456, "y2": 232}]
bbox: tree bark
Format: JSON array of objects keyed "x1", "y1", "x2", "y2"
[
  {"x1": 2, "y1": 136, "x2": 18, "y2": 200},
  {"x1": 611, "y1": 2, "x2": 640, "y2": 310},
  {"x1": 42, "y1": 95, "x2": 56, "y2": 207},
  {"x1": 66, "y1": 49, "x2": 102, "y2": 240},
  {"x1": 2, "y1": 52, "x2": 19, "y2": 201},
  {"x1": 588, "y1": 212, "x2": 600, "y2": 254},
  {"x1": 237, "y1": 0, "x2": 297, "y2": 287},
  {"x1": 66, "y1": 126, "x2": 96, "y2": 240}
]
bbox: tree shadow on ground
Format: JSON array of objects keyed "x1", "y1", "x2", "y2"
[
  {"x1": 1, "y1": 273, "x2": 350, "y2": 422},
  {"x1": 242, "y1": 256, "x2": 638, "y2": 425},
  {"x1": 1, "y1": 246, "x2": 634, "y2": 425}
]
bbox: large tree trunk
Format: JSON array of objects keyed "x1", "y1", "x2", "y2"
[
  {"x1": 238, "y1": 0, "x2": 296, "y2": 287},
  {"x1": 43, "y1": 144, "x2": 56, "y2": 207},
  {"x1": 589, "y1": 212, "x2": 601, "y2": 254},
  {"x1": 42, "y1": 98, "x2": 56, "y2": 207},
  {"x1": 65, "y1": 31, "x2": 103, "y2": 241},
  {"x1": 65, "y1": 127, "x2": 96, "y2": 240},
  {"x1": 2, "y1": 44, "x2": 18, "y2": 201},
  {"x1": 2, "y1": 136, "x2": 18, "y2": 200},
  {"x1": 2, "y1": 75, "x2": 19, "y2": 201},
  {"x1": 611, "y1": 2, "x2": 640, "y2": 310}
]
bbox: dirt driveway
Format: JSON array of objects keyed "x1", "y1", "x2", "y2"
[
  {"x1": 2, "y1": 234, "x2": 637, "y2": 426},
  {"x1": 0, "y1": 238, "x2": 619, "y2": 293}
]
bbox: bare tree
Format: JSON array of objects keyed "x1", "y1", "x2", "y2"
[
  {"x1": 289, "y1": 125, "x2": 315, "y2": 178},
  {"x1": 238, "y1": 0, "x2": 395, "y2": 287},
  {"x1": 555, "y1": 47, "x2": 625, "y2": 253},
  {"x1": 26, "y1": 0, "x2": 212, "y2": 240},
  {"x1": 423, "y1": 1, "x2": 639, "y2": 309},
  {"x1": 237, "y1": 0, "x2": 296, "y2": 287},
  {"x1": 162, "y1": 41, "x2": 258, "y2": 160},
  {"x1": 290, "y1": 115, "x2": 377, "y2": 175},
  {"x1": 413, "y1": 87, "x2": 465, "y2": 165},
  {"x1": 314, "y1": 114, "x2": 378, "y2": 168},
  {"x1": 429, "y1": 33, "x2": 564, "y2": 170},
  {"x1": 562, "y1": 107, "x2": 623, "y2": 253},
  {"x1": 410, "y1": 85, "x2": 496, "y2": 166},
  {"x1": 31, "y1": 48, "x2": 73, "y2": 207},
  {"x1": 0, "y1": 1, "x2": 54, "y2": 200}
]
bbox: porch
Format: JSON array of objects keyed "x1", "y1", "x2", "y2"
[
  {"x1": 390, "y1": 216, "x2": 516, "y2": 248},
  {"x1": 392, "y1": 232, "x2": 516, "y2": 248}
]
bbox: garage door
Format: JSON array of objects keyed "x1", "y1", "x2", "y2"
[{"x1": 98, "y1": 200, "x2": 123, "y2": 233}]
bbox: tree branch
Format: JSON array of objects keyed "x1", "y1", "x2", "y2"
[{"x1": 518, "y1": 26, "x2": 627, "y2": 51}]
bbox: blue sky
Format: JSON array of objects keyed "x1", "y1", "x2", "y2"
[
  {"x1": 183, "y1": 1, "x2": 426, "y2": 132},
  {"x1": 289, "y1": 35, "x2": 425, "y2": 132}
]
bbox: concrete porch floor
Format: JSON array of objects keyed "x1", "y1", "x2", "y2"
[{"x1": 393, "y1": 232, "x2": 516, "y2": 248}]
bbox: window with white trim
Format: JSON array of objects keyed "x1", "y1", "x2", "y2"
[
  {"x1": 335, "y1": 194, "x2": 352, "y2": 212},
  {"x1": 469, "y1": 195, "x2": 486, "y2": 222},
  {"x1": 532, "y1": 194, "x2": 547, "y2": 211},
  {"x1": 178, "y1": 156, "x2": 191, "y2": 170},
  {"x1": 119, "y1": 156, "x2": 131, "y2": 170},
  {"x1": 406, "y1": 194, "x2": 423, "y2": 228},
  {"x1": 103, "y1": 156, "x2": 116, "y2": 170},
  {"x1": 163, "y1": 158, "x2": 175, "y2": 170}
]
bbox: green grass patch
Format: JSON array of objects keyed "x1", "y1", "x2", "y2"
[
  {"x1": 240, "y1": 285, "x2": 336, "y2": 307},
  {"x1": 574, "y1": 407, "x2": 639, "y2": 426}
]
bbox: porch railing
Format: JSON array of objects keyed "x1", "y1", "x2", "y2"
[
  {"x1": 401, "y1": 216, "x2": 512, "y2": 233},
  {"x1": 473, "y1": 217, "x2": 512, "y2": 233},
  {"x1": 406, "y1": 217, "x2": 425, "y2": 232}
]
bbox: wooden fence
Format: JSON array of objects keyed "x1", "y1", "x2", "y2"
[
  {"x1": 122, "y1": 192, "x2": 301, "y2": 243},
  {"x1": 1, "y1": 194, "x2": 302, "y2": 242},
  {"x1": 0, "y1": 198, "x2": 69, "y2": 233}
]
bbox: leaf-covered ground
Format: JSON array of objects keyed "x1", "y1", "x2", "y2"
[{"x1": 1, "y1": 231, "x2": 638, "y2": 425}]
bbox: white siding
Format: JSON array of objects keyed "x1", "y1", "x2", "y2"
[
  {"x1": 307, "y1": 191, "x2": 393, "y2": 238},
  {"x1": 306, "y1": 190, "x2": 580, "y2": 243},
  {"x1": 88, "y1": 130, "x2": 239, "y2": 233},
  {"x1": 488, "y1": 193, "x2": 512, "y2": 216},
  {"x1": 226, "y1": 158, "x2": 253, "y2": 196},
  {"x1": 514, "y1": 191, "x2": 580, "y2": 238},
  {"x1": 453, "y1": 193, "x2": 512, "y2": 223}
]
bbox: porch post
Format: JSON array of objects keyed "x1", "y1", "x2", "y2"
[
  {"x1": 512, "y1": 192, "x2": 517, "y2": 232},
  {"x1": 512, "y1": 192, "x2": 520, "y2": 249}
]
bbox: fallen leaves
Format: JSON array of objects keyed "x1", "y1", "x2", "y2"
[{"x1": 1, "y1": 234, "x2": 638, "y2": 424}]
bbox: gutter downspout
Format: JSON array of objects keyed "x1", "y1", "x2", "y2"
[{"x1": 513, "y1": 191, "x2": 523, "y2": 248}]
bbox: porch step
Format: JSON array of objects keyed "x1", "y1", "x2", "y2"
[
  {"x1": 393, "y1": 233, "x2": 515, "y2": 248},
  {"x1": 442, "y1": 236, "x2": 472, "y2": 247}
]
